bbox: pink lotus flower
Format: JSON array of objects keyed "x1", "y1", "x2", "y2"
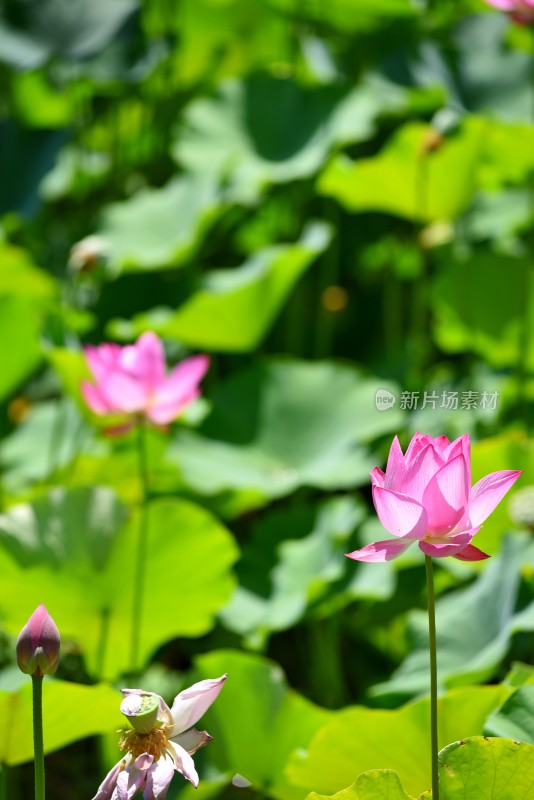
[
  {"x1": 346, "y1": 433, "x2": 521, "y2": 563},
  {"x1": 16, "y1": 604, "x2": 60, "y2": 677},
  {"x1": 82, "y1": 332, "x2": 209, "y2": 431},
  {"x1": 484, "y1": 0, "x2": 534, "y2": 24},
  {"x1": 93, "y1": 675, "x2": 226, "y2": 800}
]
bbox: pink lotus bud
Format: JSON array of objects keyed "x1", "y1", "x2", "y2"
[{"x1": 16, "y1": 605, "x2": 60, "y2": 677}]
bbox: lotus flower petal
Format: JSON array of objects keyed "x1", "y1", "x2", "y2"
[
  {"x1": 82, "y1": 334, "x2": 208, "y2": 431},
  {"x1": 170, "y1": 675, "x2": 227, "y2": 734},
  {"x1": 453, "y1": 542, "x2": 490, "y2": 561},
  {"x1": 347, "y1": 433, "x2": 521, "y2": 563},
  {"x1": 422, "y1": 454, "x2": 468, "y2": 534},
  {"x1": 346, "y1": 538, "x2": 416, "y2": 562},
  {"x1": 372, "y1": 486, "x2": 427, "y2": 538},
  {"x1": 166, "y1": 741, "x2": 199, "y2": 787},
  {"x1": 469, "y1": 470, "x2": 523, "y2": 527},
  {"x1": 144, "y1": 756, "x2": 175, "y2": 800}
]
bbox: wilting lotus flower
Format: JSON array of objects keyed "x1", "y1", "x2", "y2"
[
  {"x1": 82, "y1": 332, "x2": 209, "y2": 431},
  {"x1": 346, "y1": 433, "x2": 521, "y2": 563},
  {"x1": 16, "y1": 604, "x2": 60, "y2": 677},
  {"x1": 484, "y1": 0, "x2": 534, "y2": 24},
  {"x1": 93, "y1": 675, "x2": 226, "y2": 800}
]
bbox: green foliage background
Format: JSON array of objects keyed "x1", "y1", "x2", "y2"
[{"x1": 1, "y1": 0, "x2": 534, "y2": 797}]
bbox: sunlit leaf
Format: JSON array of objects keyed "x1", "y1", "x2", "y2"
[
  {"x1": 306, "y1": 772, "x2": 416, "y2": 800},
  {"x1": 168, "y1": 359, "x2": 404, "y2": 504},
  {"x1": 370, "y1": 535, "x2": 534, "y2": 701},
  {"x1": 172, "y1": 75, "x2": 409, "y2": 201},
  {"x1": 0, "y1": 679, "x2": 122, "y2": 765},
  {"x1": 438, "y1": 737, "x2": 534, "y2": 799},
  {"x1": 486, "y1": 685, "x2": 534, "y2": 743},
  {"x1": 221, "y1": 496, "x2": 369, "y2": 644},
  {"x1": 286, "y1": 686, "x2": 506, "y2": 798},
  {"x1": 98, "y1": 174, "x2": 225, "y2": 275},
  {"x1": 113, "y1": 222, "x2": 331, "y2": 351},
  {"x1": 0, "y1": 490, "x2": 238, "y2": 680},
  {"x1": 318, "y1": 118, "x2": 485, "y2": 222},
  {"x1": 167, "y1": 0, "x2": 294, "y2": 86},
  {"x1": 0, "y1": 399, "x2": 86, "y2": 493},
  {"x1": 193, "y1": 649, "x2": 333, "y2": 800}
]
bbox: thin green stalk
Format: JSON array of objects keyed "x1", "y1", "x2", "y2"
[
  {"x1": 95, "y1": 606, "x2": 111, "y2": 679},
  {"x1": 409, "y1": 151, "x2": 430, "y2": 383},
  {"x1": 0, "y1": 763, "x2": 8, "y2": 800},
  {"x1": 425, "y1": 555, "x2": 439, "y2": 800},
  {"x1": 129, "y1": 422, "x2": 150, "y2": 681},
  {"x1": 32, "y1": 676, "x2": 45, "y2": 800}
]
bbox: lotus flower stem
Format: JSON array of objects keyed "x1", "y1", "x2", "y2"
[
  {"x1": 32, "y1": 675, "x2": 45, "y2": 800},
  {"x1": 425, "y1": 555, "x2": 439, "y2": 800},
  {"x1": 0, "y1": 763, "x2": 9, "y2": 800},
  {"x1": 95, "y1": 606, "x2": 111, "y2": 678},
  {"x1": 129, "y1": 421, "x2": 150, "y2": 680}
]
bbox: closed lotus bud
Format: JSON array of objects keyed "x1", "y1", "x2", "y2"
[{"x1": 16, "y1": 604, "x2": 60, "y2": 677}]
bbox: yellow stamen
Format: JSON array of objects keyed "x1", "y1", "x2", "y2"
[{"x1": 119, "y1": 726, "x2": 170, "y2": 761}]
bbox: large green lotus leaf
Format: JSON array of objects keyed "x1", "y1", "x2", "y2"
[
  {"x1": 221, "y1": 496, "x2": 372, "y2": 645},
  {"x1": 98, "y1": 174, "x2": 224, "y2": 274},
  {"x1": 267, "y1": 0, "x2": 416, "y2": 32},
  {"x1": 370, "y1": 535, "x2": 534, "y2": 701},
  {"x1": 0, "y1": 486, "x2": 128, "y2": 570},
  {"x1": 0, "y1": 296, "x2": 43, "y2": 401},
  {"x1": 479, "y1": 122, "x2": 534, "y2": 190},
  {"x1": 0, "y1": 244, "x2": 56, "y2": 400},
  {"x1": 431, "y1": 249, "x2": 534, "y2": 370},
  {"x1": 168, "y1": 359, "x2": 404, "y2": 502},
  {"x1": 0, "y1": 0, "x2": 137, "y2": 67},
  {"x1": 307, "y1": 772, "x2": 416, "y2": 800},
  {"x1": 172, "y1": 75, "x2": 409, "y2": 201},
  {"x1": 0, "y1": 679, "x2": 122, "y2": 765},
  {"x1": 116, "y1": 222, "x2": 331, "y2": 351},
  {"x1": 193, "y1": 650, "x2": 333, "y2": 800},
  {"x1": 438, "y1": 737, "x2": 534, "y2": 799},
  {"x1": 318, "y1": 118, "x2": 485, "y2": 222},
  {"x1": 0, "y1": 490, "x2": 238, "y2": 680},
  {"x1": 0, "y1": 242, "x2": 56, "y2": 299},
  {"x1": 286, "y1": 686, "x2": 505, "y2": 799},
  {"x1": 0, "y1": 399, "x2": 87, "y2": 494},
  {"x1": 485, "y1": 685, "x2": 534, "y2": 743}
]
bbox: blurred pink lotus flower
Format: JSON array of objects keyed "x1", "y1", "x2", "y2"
[
  {"x1": 82, "y1": 332, "x2": 209, "y2": 431},
  {"x1": 484, "y1": 0, "x2": 534, "y2": 24},
  {"x1": 93, "y1": 675, "x2": 226, "y2": 800},
  {"x1": 346, "y1": 433, "x2": 521, "y2": 563},
  {"x1": 16, "y1": 604, "x2": 60, "y2": 677}
]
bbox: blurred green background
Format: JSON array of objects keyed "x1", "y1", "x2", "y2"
[{"x1": 2, "y1": 0, "x2": 534, "y2": 797}]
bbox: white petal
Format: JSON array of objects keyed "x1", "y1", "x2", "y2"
[{"x1": 170, "y1": 675, "x2": 226, "y2": 734}]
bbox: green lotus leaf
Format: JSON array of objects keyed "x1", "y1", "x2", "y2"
[
  {"x1": 169, "y1": 358, "x2": 404, "y2": 503},
  {"x1": 113, "y1": 222, "x2": 331, "y2": 351},
  {"x1": 438, "y1": 737, "x2": 534, "y2": 799},
  {"x1": 0, "y1": 489, "x2": 238, "y2": 680},
  {"x1": 0, "y1": 678, "x2": 122, "y2": 765}
]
